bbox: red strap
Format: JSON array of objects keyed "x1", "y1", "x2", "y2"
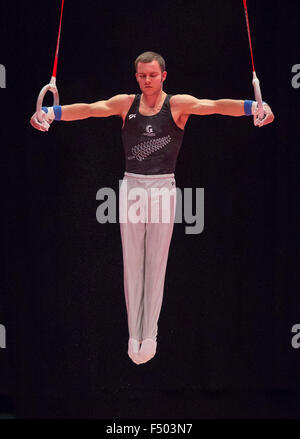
[
  {"x1": 52, "y1": 0, "x2": 65, "y2": 78},
  {"x1": 243, "y1": 0, "x2": 256, "y2": 72}
]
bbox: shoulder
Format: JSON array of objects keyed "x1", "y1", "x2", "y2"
[
  {"x1": 170, "y1": 94, "x2": 198, "y2": 107},
  {"x1": 122, "y1": 93, "x2": 136, "y2": 102},
  {"x1": 109, "y1": 93, "x2": 136, "y2": 106},
  {"x1": 127, "y1": 94, "x2": 137, "y2": 105},
  {"x1": 169, "y1": 94, "x2": 200, "y2": 117},
  {"x1": 124, "y1": 94, "x2": 136, "y2": 115},
  {"x1": 116, "y1": 94, "x2": 137, "y2": 120},
  {"x1": 120, "y1": 94, "x2": 136, "y2": 111},
  {"x1": 106, "y1": 94, "x2": 136, "y2": 117}
]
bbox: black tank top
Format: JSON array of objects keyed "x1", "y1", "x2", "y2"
[{"x1": 121, "y1": 94, "x2": 185, "y2": 175}]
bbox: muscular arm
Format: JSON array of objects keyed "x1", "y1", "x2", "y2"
[
  {"x1": 30, "y1": 94, "x2": 131, "y2": 131},
  {"x1": 173, "y1": 94, "x2": 255, "y2": 117},
  {"x1": 60, "y1": 94, "x2": 130, "y2": 121},
  {"x1": 173, "y1": 94, "x2": 274, "y2": 127}
]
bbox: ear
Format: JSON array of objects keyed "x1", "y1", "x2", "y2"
[
  {"x1": 162, "y1": 71, "x2": 167, "y2": 82},
  {"x1": 135, "y1": 72, "x2": 139, "y2": 82}
]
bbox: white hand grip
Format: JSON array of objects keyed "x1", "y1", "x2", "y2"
[{"x1": 36, "y1": 76, "x2": 59, "y2": 122}]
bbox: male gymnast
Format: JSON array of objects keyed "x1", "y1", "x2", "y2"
[{"x1": 30, "y1": 51, "x2": 274, "y2": 365}]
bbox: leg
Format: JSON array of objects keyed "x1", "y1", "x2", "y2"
[
  {"x1": 119, "y1": 177, "x2": 146, "y2": 363},
  {"x1": 139, "y1": 178, "x2": 177, "y2": 363}
]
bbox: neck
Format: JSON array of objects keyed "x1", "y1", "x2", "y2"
[{"x1": 141, "y1": 89, "x2": 165, "y2": 108}]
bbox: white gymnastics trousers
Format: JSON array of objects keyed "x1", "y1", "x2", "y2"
[{"x1": 119, "y1": 172, "x2": 177, "y2": 343}]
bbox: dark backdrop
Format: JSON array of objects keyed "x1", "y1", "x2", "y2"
[{"x1": 1, "y1": 0, "x2": 300, "y2": 418}]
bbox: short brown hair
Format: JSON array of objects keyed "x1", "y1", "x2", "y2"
[{"x1": 135, "y1": 51, "x2": 166, "y2": 73}]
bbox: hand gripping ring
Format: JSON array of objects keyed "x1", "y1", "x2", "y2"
[{"x1": 36, "y1": 76, "x2": 59, "y2": 122}]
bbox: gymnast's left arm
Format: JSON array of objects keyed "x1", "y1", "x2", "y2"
[{"x1": 173, "y1": 94, "x2": 274, "y2": 127}]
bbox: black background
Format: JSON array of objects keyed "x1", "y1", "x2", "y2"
[{"x1": 1, "y1": 0, "x2": 300, "y2": 419}]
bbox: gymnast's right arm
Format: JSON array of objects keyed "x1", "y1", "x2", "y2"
[{"x1": 30, "y1": 94, "x2": 129, "y2": 132}]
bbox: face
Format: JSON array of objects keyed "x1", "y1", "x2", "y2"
[{"x1": 135, "y1": 60, "x2": 167, "y2": 95}]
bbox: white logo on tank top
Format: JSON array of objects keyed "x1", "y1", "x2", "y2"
[
  {"x1": 143, "y1": 124, "x2": 156, "y2": 137},
  {"x1": 128, "y1": 114, "x2": 136, "y2": 119},
  {"x1": 146, "y1": 125, "x2": 153, "y2": 133}
]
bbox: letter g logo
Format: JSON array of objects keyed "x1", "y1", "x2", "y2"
[{"x1": 146, "y1": 125, "x2": 153, "y2": 133}]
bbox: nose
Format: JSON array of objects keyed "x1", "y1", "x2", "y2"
[{"x1": 145, "y1": 76, "x2": 151, "y2": 84}]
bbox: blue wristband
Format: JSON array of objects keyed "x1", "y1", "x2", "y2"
[
  {"x1": 41, "y1": 105, "x2": 62, "y2": 120},
  {"x1": 244, "y1": 100, "x2": 254, "y2": 116},
  {"x1": 53, "y1": 105, "x2": 62, "y2": 121}
]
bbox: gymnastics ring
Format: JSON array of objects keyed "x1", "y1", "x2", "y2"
[{"x1": 36, "y1": 76, "x2": 59, "y2": 123}]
